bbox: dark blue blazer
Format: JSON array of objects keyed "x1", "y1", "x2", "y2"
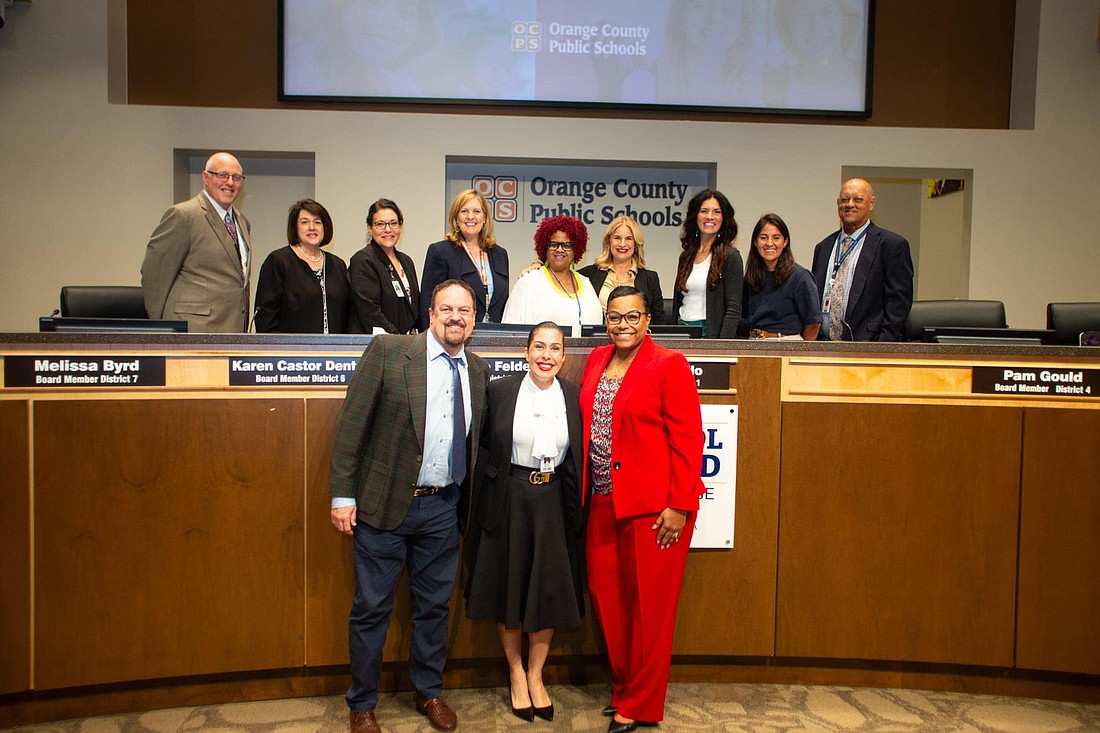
[
  {"x1": 419, "y1": 239, "x2": 509, "y2": 330},
  {"x1": 811, "y1": 222, "x2": 914, "y2": 342}
]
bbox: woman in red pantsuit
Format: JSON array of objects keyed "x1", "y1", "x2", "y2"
[{"x1": 580, "y1": 285, "x2": 704, "y2": 732}]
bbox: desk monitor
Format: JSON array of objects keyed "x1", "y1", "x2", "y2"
[
  {"x1": 580, "y1": 324, "x2": 703, "y2": 339},
  {"x1": 39, "y1": 317, "x2": 189, "y2": 333},
  {"x1": 921, "y1": 326, "x2": 1055, "y2": 346},
  {"x1": 473, "y1": 322, "x2": 572, "y2": 337}
]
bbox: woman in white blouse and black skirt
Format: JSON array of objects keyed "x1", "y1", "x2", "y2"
[{"x1": 464, "y1": 321, "x2": 583, "y2": 723}]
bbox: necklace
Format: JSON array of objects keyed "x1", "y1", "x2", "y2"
[
  {"x1": 547, "y1": 265, "x2": 582, "y2": 323},
  {"x1": 604, "y1": 351, "x2": 636, "y2": 379},
  {"x1": 296, "y1": 244, "x2": 323, "y2": 264}
]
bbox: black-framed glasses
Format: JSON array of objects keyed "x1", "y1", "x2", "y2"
[
  {"x1": 547, "y1": 241, "x2": 574, "y2": 251},
  {"x1": 205, "y1": 170, "x2": 246, "y2": 183},
  {"x1": 605, "y1": 310, "x2": 647, "y2": 326},
  {"x1": 371, "y1": 220, "x2": 401, "y2": 230}
]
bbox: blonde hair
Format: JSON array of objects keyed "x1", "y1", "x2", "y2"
[
  {"x1": 443, "y1": 189, "x2": 497, "y2": 248},
  {"x1": 593, "y1": 215, "x2": 646, "y2": 269}
]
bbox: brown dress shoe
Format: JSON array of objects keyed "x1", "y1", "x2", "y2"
[
  {"x1": 350, "y1": 710, "x2": 380, "y2": 733},
  {"x1": 415, "y1": 694, "x2": 458, "y2": 732}
]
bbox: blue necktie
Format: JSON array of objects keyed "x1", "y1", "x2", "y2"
[{"x1": 445, "y1": 355, "x2": 467, "y2": 485}]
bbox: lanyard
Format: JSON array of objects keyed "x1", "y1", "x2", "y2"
[{"x1": 460, "y1": 241, "x2": 493, "y2": 321}]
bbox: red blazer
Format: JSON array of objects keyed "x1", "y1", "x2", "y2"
[{"x1": 580, "y1": 335, "x2": 703, "y2": 520}]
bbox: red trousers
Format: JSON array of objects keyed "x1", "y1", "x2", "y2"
[{"x1": 585, "y1": 494, "x2": 693, "y2": 723}]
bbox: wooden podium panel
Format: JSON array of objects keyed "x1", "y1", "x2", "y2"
[
  {"x1": 674, "y1": 356, "x2": 780, "y2": 656},
  {"x1": 33, "y1": 399, "x2": 306, "y2": 689},
  {"x1": 1017, "y1": 409, "x2": 1100, "y2": 675},
  {"x1": 776, "y1": 403, "x2": 1021, "y2": 666},
  {"x1": 0, "y1": 400, "x2": 31, "y2": 694}
]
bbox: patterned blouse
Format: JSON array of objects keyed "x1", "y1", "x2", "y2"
[{"x1": 588, "y1": 374, "x2": 622, "y2": 495}]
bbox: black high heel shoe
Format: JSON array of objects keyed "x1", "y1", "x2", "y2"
[
  {"x1": 608, "y1": 719, "x2": 638, "y2": 733},
  {"x1": 509, "y1": 681, "x2": 534, "y2": 722},
  {"x1": 602, "y1": 705, "x2": 617, "y2": 717},
  {"x1": 533, "y1": 702, "x2": 554, "y2": 722}
]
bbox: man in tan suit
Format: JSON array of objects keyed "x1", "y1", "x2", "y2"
[{"x1": 141, "y1": 152, "x2": 251, "y2": 333}]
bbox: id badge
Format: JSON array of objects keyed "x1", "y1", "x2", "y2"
[
  {"x1": 391, "y1": 280, "x2": 405, "y2": 298},
  {"x1": 540, "y1": 455, "x2": 555, "y2": 474}
]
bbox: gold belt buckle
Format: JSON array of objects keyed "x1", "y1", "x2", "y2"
[{"x1": 528, "y1": 471, "x2": 547, "y2": 485}]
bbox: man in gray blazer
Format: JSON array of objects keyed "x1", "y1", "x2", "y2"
[
  {"x1": 330, "y1": 279, "x2": 490, "y2": 733},
  {"x1": 141, "y1": 152, "x2": 251, "y2": 332}
]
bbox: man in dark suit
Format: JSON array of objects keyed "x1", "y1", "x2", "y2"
[
  {"x1": 141, "y1": 152, "x2": 251, "y2": 333},
  {"x1": 811, "y1": 178, "x2": 914, "y2": 341},
  {"x1": 330, "y1": 279, "x2": 490, "y2": 733}
]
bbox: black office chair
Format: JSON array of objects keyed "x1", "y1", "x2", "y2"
[
  {"x1": 1046, "y1": 302, "x2": 1100, "y2": 345},
  {"x1": 59, "y1": 286, "x2": 148, "y2": 319},
  {"x1": 905, "y1": 299, "x2": 1007, "y2": 342}
]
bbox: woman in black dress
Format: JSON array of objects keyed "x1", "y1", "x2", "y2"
[
  {"x1": 465, "y1": 322, "x2": 583, "y2": 723},
  {"x1": 254, "y1": 198, "x2": 354, "y2": 333},
  {"x1": 348, "y1": 198, "x2": 420, "y2": 334}
]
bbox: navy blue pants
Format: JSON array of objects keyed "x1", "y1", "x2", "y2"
[{"x1": 346, "y1": 486, "x2": 459, "y2": 712}]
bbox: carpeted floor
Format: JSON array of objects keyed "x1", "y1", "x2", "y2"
[{"x1": 3, "y1": 682, "x2": 1099, "y2": 732}]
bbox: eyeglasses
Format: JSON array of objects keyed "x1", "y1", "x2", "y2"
[
  {"x1": 372, "y1": 220, "x2": 401, "y2": 230},
  {"x1": 205, "y1": 170, "x2": 245, "y2": 183},
  {"x1": 605, "y1": 310, "x2": 647, "y2": 326},
  {"x1": 547, "y1": 241, "x2": 574, "y2": 251}
]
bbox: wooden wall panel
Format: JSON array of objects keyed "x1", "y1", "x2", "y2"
[
  {"x1": 304, "y1": 397, "x2": 354, "y2": 667},
  {"x1": 125, "y1": 0, "x2": 1015, "y2": 129},
  {"x1": 33, "y1": 399, "x2": 305, "y2": 689},
  {"x1": 674, "y1": 356, "x2": 780, "y2": 655},
  {"x1": 776, "y1": 403, "x2": 1021, "y2": 666},
  {"x1": 1017, "y1": 409, "x2": 1100, "y2": 675},
  {"x1": 0, "y1": 400, "x2": 31, "y2": 694}
]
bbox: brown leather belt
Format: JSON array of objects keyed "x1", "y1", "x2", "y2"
[
  {"x1": 509, "y1": 464, "x2": 558, "y2": 484},
  {"x1": 412, "y1": 486, "x2": 443, "y2": 497},
  {"x1": 750, "y1": 329, "x2": 786, "y2": 339}
]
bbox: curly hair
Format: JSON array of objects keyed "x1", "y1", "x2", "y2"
[{"x1": 533, "y1": 215, "x2": 589, "y2": 263}]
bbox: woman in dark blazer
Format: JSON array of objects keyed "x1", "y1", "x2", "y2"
[
  {"x1": 671, "y1": 189, "x2": 744, "y2": 338},
  {"x1": 465, "y1": 322, "x2": 583, "y2": 723},
  {"x1": 254, "y1": 198, "x2": 354, "y2": 333},
  {"x1": 348, "y1": 198, "x2": 420, "y2": 334},
  {"x1": 419, "y1": 188, "x2": 509, "y2": 329},
  {"x1": 580, "y1": 285, "x2": 703, "y2": 732},
  {"x1": 578, "y1": 215, "x2": 666, "y2": 325}
]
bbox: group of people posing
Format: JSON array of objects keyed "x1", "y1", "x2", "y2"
[
  {"x1": 140, "y1": 153, "x2": 915, "y2": 733},
  {"x1": 330, "y1": 276, "x2": 703, "y2": 733},
  {"x1": 141, "y1": 152, "x2": 915, "y2": 344}
]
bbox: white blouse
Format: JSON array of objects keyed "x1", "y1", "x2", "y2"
[
  {"x1": 510, "y1": 374, "x2": 570, "y2": 469},
  {"x1": 678, "y1": 253, "x2": 710, "y2": 322}
]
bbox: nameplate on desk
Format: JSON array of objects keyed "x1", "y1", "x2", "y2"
[
  {"x1": 485, "y1": 356, "x2": 528, "y2": 382},
  {"x1": 971, "y1": 366, "x2": 1099, "y2": 397},
  {"x1": 689, "y1": 360, "x2": 732, "y2": 391},
  {"x1": 228, "y1": 357, "x2": 359, "y2": 386},
  {"x1": 5, "y1": 356, "x2": 165, "y2": 388}
]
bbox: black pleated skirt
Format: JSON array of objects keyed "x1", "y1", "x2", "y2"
[{"x1": 465, "y1": 471, "x2": 583, "y2": 632}]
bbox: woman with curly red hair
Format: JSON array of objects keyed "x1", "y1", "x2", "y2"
[{"x1": 502, "y1": 215, "x2": 603, "y2": 336}]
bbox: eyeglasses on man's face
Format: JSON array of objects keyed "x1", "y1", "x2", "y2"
[
  {"x1": 205, "y1": 170, "x2": 245, "y2": 184},
  {"x1": 605, "y1": 310, "x2": 647, "y2": 326}
]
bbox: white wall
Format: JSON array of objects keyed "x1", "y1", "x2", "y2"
[{"x1": 1, "y1": 1, "x2": 1097, "y2": 331}]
